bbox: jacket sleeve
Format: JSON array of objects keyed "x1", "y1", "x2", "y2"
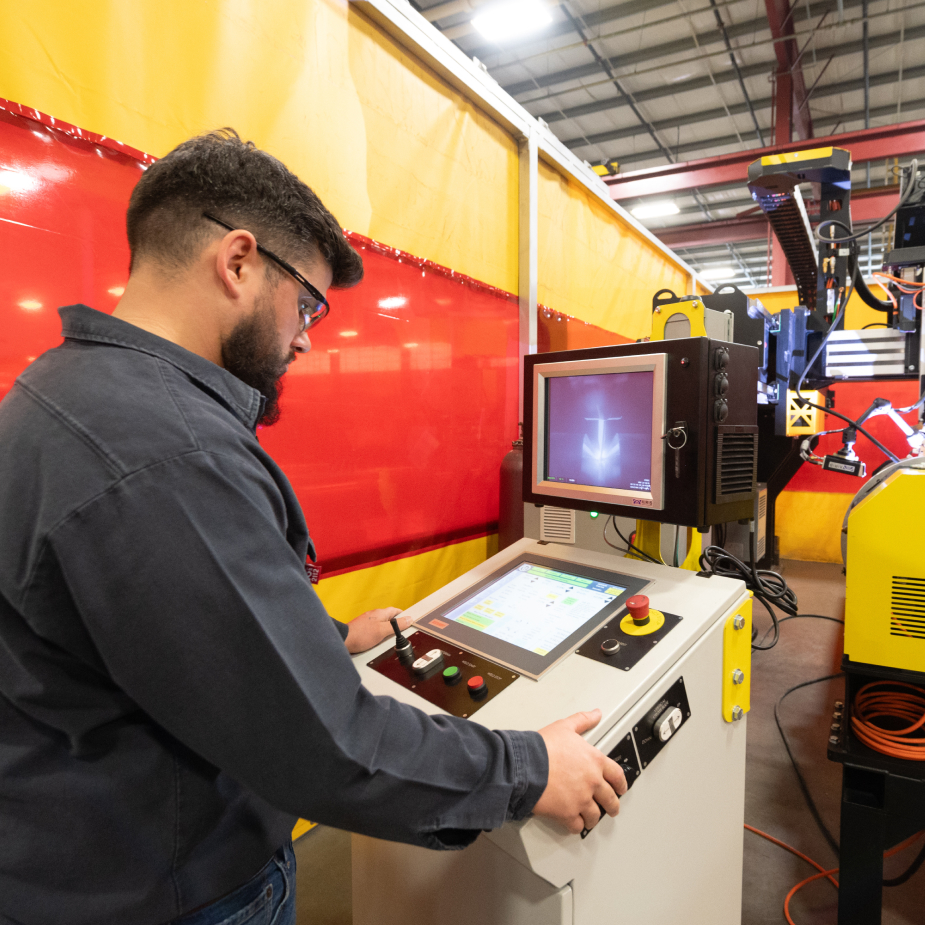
[{"x1": 48, "y1": 449, "x2": 548, "y2": 849}]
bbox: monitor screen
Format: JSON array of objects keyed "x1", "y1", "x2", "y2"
[
  {"x1": 545, "y1": 371, "x2": 654, "y2": 493},
  {"x1": 417, "y1": 554, "x2": 651, "y2": 678},
  {"x1": 531, "y1": 353, "x2": 667, "y2": 511}
]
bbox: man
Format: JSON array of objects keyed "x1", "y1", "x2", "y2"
[{"x1": 0, "y1": 130, "x2": 625, "y2": 925}]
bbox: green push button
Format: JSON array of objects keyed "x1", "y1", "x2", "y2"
[{"x1": 443, "y1": 666, "x2": 462, "y2": 686}]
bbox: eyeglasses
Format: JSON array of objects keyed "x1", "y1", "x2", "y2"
[{"x1": 203, "y1": 213, "x2": 329, "y2": 332}]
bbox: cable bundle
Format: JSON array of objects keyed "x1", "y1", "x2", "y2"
[
  {"x1": 698, "y1": 541, "x2": 798, "y2": 650},
  {"x1": 852, "y1": 680, "x2": 925, "y2": 761}
]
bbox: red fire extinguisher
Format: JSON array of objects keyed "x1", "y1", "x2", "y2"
[{"x1": 499, "y1": 424, "x2": 524, "y2": 551}]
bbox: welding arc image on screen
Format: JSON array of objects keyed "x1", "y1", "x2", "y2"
[{"x1": 545, "y1": 371, "x2": 654, "y2": 491}]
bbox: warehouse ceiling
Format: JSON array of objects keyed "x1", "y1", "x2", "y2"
[{"x1": 414, "y1": 0, "x2": 925, "y2": 288}]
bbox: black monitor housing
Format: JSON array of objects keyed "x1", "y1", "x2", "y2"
[{"x1": 524, "y1": 338, "x2": 759, "y2": 530}]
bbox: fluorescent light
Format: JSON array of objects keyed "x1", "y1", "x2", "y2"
[
  {"x1": 630, "y1": 201, "x2": 680, "y2": 219},
  {"x1": 378, "y1": 296, "x2": 407, "y2": 309},
  {"x1": 701, "y1": 267, "x2": 736, "y2": 280},
  {"x1": 472, "y1": 0, "x2": 552, "y2": 43}
]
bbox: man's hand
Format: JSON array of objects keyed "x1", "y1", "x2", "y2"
[
  {"x1": 344, "y1": 607, "x2": 412, "y2": 654},
  {"x1": 533, "y1": 709, "x2": 627, "y2": 835}
]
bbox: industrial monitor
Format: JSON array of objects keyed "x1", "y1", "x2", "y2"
[{"x1": 525, "y1": 337, "x2": 760, "y2": 529}]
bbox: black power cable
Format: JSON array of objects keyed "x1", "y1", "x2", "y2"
[
  {"x1": 793, "y1": 256, "x2": 902, "y2": 464},
  {"x1": 698, "y1": 529, "x2": 797, "y2": 651},
  {"x1": 777, "y1": 670, "x2": 925, "y2": 885},
  {"x1": 815, "y1": 159, "x2": 919, "y2": 245},
  {"x1": 885, "y1": 839, "x2": 925, "y2": 887},
  {"x1": 604, "y1": 517, "x2": 661, "y2": 564},
  {"x1": 775, "y1": 673, "x2": 844, "y2": 858}
]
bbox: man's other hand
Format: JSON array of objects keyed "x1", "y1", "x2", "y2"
[
  {"x1": 533, "y1": 709, "x2": 627, "y2": 835},
  {"x1": 345, "y1": 607, "x2": 412, "y2": 654}
]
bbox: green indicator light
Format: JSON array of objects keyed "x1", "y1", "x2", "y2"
[
  {"x1": 589, "y1": 511, "x2": 600, "y2": 519},
  {"x1": 443, "y1": 666, "x2": 459, "y2": 677}
]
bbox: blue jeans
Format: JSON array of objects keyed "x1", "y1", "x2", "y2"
[{"x1": 172, "y1": 842, "x2": 296, "y2": 925}]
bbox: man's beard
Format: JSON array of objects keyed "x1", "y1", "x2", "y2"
[{"x1": 221, "y1": 292, "x2": 294, "y2": 427}]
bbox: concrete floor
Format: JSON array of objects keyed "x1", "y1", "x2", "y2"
[{"x1": 293, "y1": 560, "x2": 924, "y2": 924}]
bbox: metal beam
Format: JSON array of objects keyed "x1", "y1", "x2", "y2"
[
  {"x1": 654, "y1": 185, "x2": 902, "y2": 248},
  {"x1": 604, "y1": 120, "x2": 925, "y2": 200},
  {"x1": 765, "y1": 0, "x2": 814, "y2": 142},
  {"x1": 556, "y1": 65, "x2": 925, "y2": 151},
  {"x1": 502, "y1": 0, "x2": 864, "y2": 98},
  {"x1": 578, "y1": 100, "x2": 924, "y2": 167},
  {"x1": 533, "y1": 26, "x2": 924, "y2": 125}
]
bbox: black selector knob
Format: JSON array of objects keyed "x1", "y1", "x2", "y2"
[
  {"x1": 714, "y1": 372, "x2": 729, "y2": 396},
  {"x1": 713, "y1": 346, "x2": 729, "y2": 370},
  {"x1": 714, "y1": 398, "x2": 729, "y2": 423}
]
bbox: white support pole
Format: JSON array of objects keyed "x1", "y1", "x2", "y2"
[{"x1": 519, "y1": 128, "x2": 538, "y2": 423}]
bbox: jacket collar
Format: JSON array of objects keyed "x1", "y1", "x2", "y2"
[{"x1": 59, "y1": 305, "x2": 264, "y2": 429}]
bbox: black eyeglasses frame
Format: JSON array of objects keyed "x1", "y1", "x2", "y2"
[{"x1": 202, "y1": 212, "x2": 329, "y2": 332}]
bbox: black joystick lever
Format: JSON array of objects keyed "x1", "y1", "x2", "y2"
[{"x1": 390, "y1": 617, "x2": 414, "y2": 664}]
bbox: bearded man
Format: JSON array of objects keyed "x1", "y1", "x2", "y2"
[{"x1": 0, "y1": 130, "x2": 625, "y2": 925}]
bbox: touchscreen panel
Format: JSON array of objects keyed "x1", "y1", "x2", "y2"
[
  {"x1": 443, "y1": 563, "x2": 625, "y2": 656},
  {"x1": 418, "y1": 554, "x2": 651, "y2": 679}
]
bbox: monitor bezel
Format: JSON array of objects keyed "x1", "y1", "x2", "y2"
[
  {"x1": 412, "y1": 552, "x2": 652, "y2": 680},
  {"x1": 532, "y1": 353, "x2": 668, "y2": 511}
]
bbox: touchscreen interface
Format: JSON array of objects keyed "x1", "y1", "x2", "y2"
[{"x1": 438, "y1": 562, "x2": 626, "y2": 656}]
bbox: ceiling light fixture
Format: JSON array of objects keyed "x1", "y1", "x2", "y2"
[
  {"x1": 700, "y1": 267, "x2": 737, "y2": 280},
  {"x1": 630, "y1": 201, "x2": 680, "y2": 219},
  {"x1": 472, "y1": 0, "x2": 552, "y2": 43}
]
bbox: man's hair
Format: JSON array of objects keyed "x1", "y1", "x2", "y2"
[{"x1": 126, "y1": 128, "x2": 363, "y2": 288}]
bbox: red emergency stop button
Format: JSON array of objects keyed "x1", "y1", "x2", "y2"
[
  {"x1": 467, "y1": 675, "x2": 487, "y2": 698},
  {"x1": 626, "y1": 595, "x2": 651, "y2": 627}
]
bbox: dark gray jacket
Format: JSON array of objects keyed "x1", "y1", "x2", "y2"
[{"x1": 0, "y1": 305, "x2": 547, "y2": 925}]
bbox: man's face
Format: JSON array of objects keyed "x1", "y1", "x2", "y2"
[{"x1": 222, "y1": 255, "x2": 332, "y2": 426}]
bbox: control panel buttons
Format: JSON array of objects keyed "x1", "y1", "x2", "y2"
[
  {"x1": 442, "y1": 665, "x2": 462, "y2": 685},
  {"x1": 714, "y1": 398, "x2": 729, "y2": 423},
  {"x1": 626, "y1": 595, "x2": 650, "y2": 627},
  {"x1": 467, "y1": 675, "x2": 488, "y2": 698},
  {"x1": 653, "y1": 706, "x2": 683, "y2": 742},
  {"x1": 714, "y1": 372, "x2": 729, "y2": 396},
  {"x1": 411, "y1": 648, "x2": 444, "y2": 675},
  {"x1": 713, "y1": 346, "x2": 729, "y2": 370},
  {"x1": 600, "y1": 638, "x2": 623, "y2": 656}
]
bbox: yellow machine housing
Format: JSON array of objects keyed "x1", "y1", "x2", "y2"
[{"x1": 845, "y1": 467, "x2": 925, "y2": 673}]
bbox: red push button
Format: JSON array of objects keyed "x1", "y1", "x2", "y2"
[
  {"x1": 626, "y1": 595, "x2": 651, "y2": 627},
  {"x1": 467, "y1": 675, "x2": 487, "y2": 697}
]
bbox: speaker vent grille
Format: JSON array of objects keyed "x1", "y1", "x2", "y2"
[
  {"x1": 540, "y1": 506, "x2": 576, "y2": 544},
  {"x1": 715, "y1": 432, "x2": 758, "y2": 503},
  {"x1": 891, "y1": 576, "x2": 925, "y2": 640}
]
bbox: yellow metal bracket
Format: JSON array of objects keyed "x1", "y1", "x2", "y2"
[
  {"x1": 680, "y1": 528, "x2": 703, "y2": 571},
  {"x1": 651, "y1": 299, "x2": 707, "y2": 342},
  {"x1": 632, "y1": 519, "x2": 664, "y2": 563},
  {"x1": 722, "y1": 596, "x2": 753, "y2": 723}
]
